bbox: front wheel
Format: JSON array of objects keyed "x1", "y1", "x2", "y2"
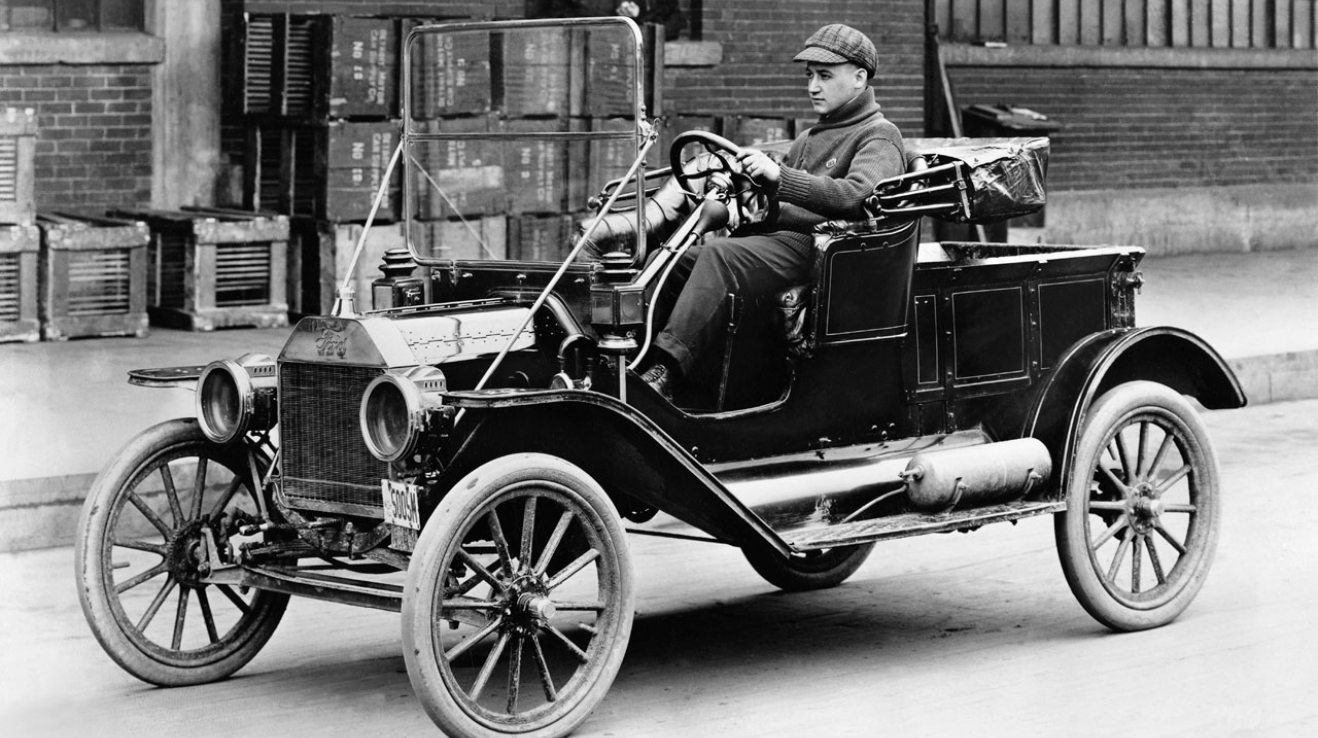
[
  {"x1": 1056, "y1": 381, "x2": 1222, "y2": 631},
  {"x1": 743, "y1": 543, "x2": 876, "y2": 591},
  {"x1": 402, "y1": 454, "x2": 635, "y2": 738},
  {"x1": 75, "y1": 419, "x2": 288, "y2": 686}
]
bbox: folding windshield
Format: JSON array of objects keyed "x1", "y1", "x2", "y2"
[{"x1": 401, "y1": 17, "x2": 651, "y2": 267}]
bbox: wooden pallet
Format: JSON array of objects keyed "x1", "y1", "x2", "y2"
[
  {"x1": 38, "y1": 211, "x2": 150, "y2": 340},
  {"x1": 109, "y1": 207, "x2": 290, "y2": 331}
]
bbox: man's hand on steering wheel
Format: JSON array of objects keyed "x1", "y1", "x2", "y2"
[
  {"x1": 736, "y1": 149, "x2": 781, "y2": 188},
  {"x1": 669, "y1": 130, "x2": 779, "y2": 232}
]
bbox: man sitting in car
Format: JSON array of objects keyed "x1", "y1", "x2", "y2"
[{"x1": 639, "y1": 23, "x2": 907, "y2": 400}]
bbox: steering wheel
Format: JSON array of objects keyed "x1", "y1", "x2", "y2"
[{"x1": 669, "y1": 130, "x2": 779, "y2": 231}]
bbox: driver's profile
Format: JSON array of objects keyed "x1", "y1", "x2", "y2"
[{"x1": 638, "y1": 23, "x2": 907, "y2": 400}]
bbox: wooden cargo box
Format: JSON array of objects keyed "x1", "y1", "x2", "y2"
[
  {"x1": 493, "y1": 26, "x2": 572, "y2": 117},
  {"x1": 410, "y1": 27, "x2": 492, "y2": 118},
  {"x1": 411, "y1": 216, "x2": 508, "y2": 262},
  {"x1": 245, "y1": 119, "x2": 401, "y2": 222},
  {"x1": 110, "y1": 207, "x2": 289, "y2": 331},
  {"x1": 38, "y1": 212, "x2": 149, "y2": 340},
  {"x1": 412, "y1": 116, "x2": 505, "y2": 219},
  {"x1": 291, "y1": 218, "x2": 423, "y2": 317},
  {"x1": 0, "y1": 109, "x2": 37, "y2": 226},
  {"x1": 231, "y1": 14, "x2": 401, "y2": 120},
  {"x1": 0, "y1": 223, "x2": 40, "y2": 342}
]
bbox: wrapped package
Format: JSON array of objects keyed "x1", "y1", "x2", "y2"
[{"x1": 905, "y1": 137, "x2": 1050, "y2": 224}]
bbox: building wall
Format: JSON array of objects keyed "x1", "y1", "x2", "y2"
[
  {"x1": 941, "y1": 44, "x2": 1318, "y2": 252},
  {"x1": 235, "y1": 0, "x2": 928, "y2": 134},
  {"x1": 663, "y1": 0, "x2": 927, "y2": 135},
  {"x1": 0, "y1": 63, "x2": 154, "y2": 210},
  {"x1": 950, "y1": 65, "x2": 1318, "y2": 191},
  {"x1": 231, "y1": 1, "x2": 526, "y2": 18}
]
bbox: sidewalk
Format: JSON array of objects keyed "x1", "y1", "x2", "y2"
[{"x1": 2, "y1": 247, "x2": 1315, "y2": 552}]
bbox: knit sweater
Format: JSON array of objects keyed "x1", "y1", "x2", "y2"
[{"x1": 773, "y1": 87, "x2": 905, "y2": 233}]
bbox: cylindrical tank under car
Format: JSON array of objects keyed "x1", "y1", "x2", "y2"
[{"x1": 901, "y1": 437, "x2": 1052, "y2": 511}]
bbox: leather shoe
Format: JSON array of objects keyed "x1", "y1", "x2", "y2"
[{"x1": 639, "y1": 363, "x2": 675, "y2": 401}]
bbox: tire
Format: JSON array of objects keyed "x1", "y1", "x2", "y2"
[
  {"x1": 743, "y1": 543, "x2": 876, "y2": 591},
  {"x1": 402, "y1": 453, "x2": 635, "y2": 738},
  {"x1": 1055, "y1": 381, "x2": 1221, "y2": 631},
  {"x1": 75, "y1": 419, "x2": 288, "y2": 686}
]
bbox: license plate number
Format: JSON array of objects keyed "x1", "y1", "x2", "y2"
[{"x1": 382, "y1": 479, "x2": 421, "y2": 530}]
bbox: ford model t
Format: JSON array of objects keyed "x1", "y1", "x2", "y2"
[{"x1": 75, "y1": 17, "x2": 1244, "y2": 738}]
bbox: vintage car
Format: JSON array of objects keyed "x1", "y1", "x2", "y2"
[{"x1": 75, "y1": 16, "x2": 1244, "y2": 738}]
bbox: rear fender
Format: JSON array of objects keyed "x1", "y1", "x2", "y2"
[
  {"x1": 1022, "y1": 326, "x2": 1245, "y2": 499},
  {"x1": 430, "y1": 390, "x2": 790, "y2": 555}
]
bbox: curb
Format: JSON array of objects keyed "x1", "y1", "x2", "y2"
[{"x1": 5, "y1": 348, "x2": 1317, "y2": 554}]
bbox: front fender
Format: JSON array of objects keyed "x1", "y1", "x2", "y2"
[
  {"x1": 427, "y1": 389, "x2": 791, "y2": 555},
  {"x1": 1022, "y1": 326, "x2": 1245, "y2": 499}
]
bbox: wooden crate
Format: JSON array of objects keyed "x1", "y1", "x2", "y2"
[
  {"x1": 290, "y1": 217, "x2": 416, "y2": 317},
  {"x1": 38, "y1": 212, "x2": 149, "y2": 341},
  {"x1": 0, "y1": 109, "x2": 37, "y2": 226},
  {"x1": 412, "y1": 216, "x2": 508, "y2": 262},
  {"x1": 244, "y1": 119, "x2": 401, "y2": 222},
  {"x1": 229, "y1": 14, "x2": 401, "y2": 121},
  {"x1": 581, "y1": 23, "x2": 663, "y2": 118},
  {"x1": 110, "y1": 207, "x2": 289, "y2": 331},
  {"x1": 412, "y1": 116, "x2": 504, "y2": 219},
  {"x1": 723, "y1": 115, "x2": 791, "y2": 147},
  {"x1": 410, "y1": 27, "x2": 493, "y2": 118},
  {"x1": 0, "y1": 223, "x2": 40, "y2": 342},
  {"x1": 577, "y1": 117, "x2": 662, "y2": 205},
  {"x1": 509, "y1": 213, "x2": 571, "y2": 262},
  {"x1": 499, "y1": 117, "x2": 571, "y2": 215},
  {"x1": 493, "y1": 26, "x2": 572, "y2": 117}
]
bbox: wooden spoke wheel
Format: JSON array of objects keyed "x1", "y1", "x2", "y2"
[
  {"x1": 402, "y1": 454, "x2": 634, "y2": 738},
  {"x1": 75, "y1": 419, "x2": 288, "y2": 685},
  {"x1": 1056, "y1": 381, "x2": 1222, "y2": 631},
  {"x1": 743, "y1": 543, "x2": 876, "y2": 591}
]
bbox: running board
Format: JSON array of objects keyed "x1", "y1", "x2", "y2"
[
  {"x1": 782, "y1": 500, "x2": 1065, "y2": 551},
  {"x1": 206, "y1": 564, "x2": 404, "y2": 612}
]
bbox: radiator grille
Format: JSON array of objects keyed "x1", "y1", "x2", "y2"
[
  {"x1": 216, "y1": 241, "x2": 272, "y2": 306},
  {"x1": 0, "y1": 253, "x2": 19, "y2": 321},
  {"x1": 280, "y1": 362, "x2": 389, "y2": 509},
  {"x1": 66, "y1": 249, "x2": 132, "y2": 316}
]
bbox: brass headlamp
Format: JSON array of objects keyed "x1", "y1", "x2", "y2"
[
  {"x1": 195, "y1": 353, "x2": 278, "y2": 444},
  {"x1": 360, "y1": 366, "x2": 450, "y2": 463}
]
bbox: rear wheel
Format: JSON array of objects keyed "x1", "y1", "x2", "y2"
[
  {"x1": 402, "y1": 454, "x2": 634, "y2": 738},
  {"x1": 75, "y1": 419, "x2": 288, "y2": 685},
  {"x1": 1056, "y1": 381, "x2": 1221, "y2": 631},
  {"x1": 743, "y1": 543, "x2": 876, "y2": 591}
]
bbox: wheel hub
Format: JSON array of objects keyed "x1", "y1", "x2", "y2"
[
  {"x1": 1127, "y1": 482, "x2": 1163, "y2": 533},
  {"x1": 502, "y1": 574, "x2": 554, "y2": 634},
  {"x1": 164, "y1": 520, "x2": 208, "y2": 585}
]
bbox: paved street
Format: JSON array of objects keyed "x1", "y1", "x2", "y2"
[{"x1": 3, "y1": 399, "x2": 1317, "y2": 738}]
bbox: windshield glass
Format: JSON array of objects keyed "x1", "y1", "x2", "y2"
[{"x1": 401, "y1": 18, "x2": 652, "y2": 267}]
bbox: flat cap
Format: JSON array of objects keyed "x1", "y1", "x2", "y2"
[{"x1": 793, "y1": 24, "x2": 876, "y2": 76}]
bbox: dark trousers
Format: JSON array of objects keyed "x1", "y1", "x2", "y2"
[{"x1": 652, "y1": 230, "x2": 814, "y2": 377}]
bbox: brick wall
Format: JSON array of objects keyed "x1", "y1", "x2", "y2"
[
  {"x1": 950, "y1": 66, "x2": 1318, "y2": 191},
  {"x1": 664, "y1": 0, "x2": 927, "y2": 136},
  {"x1": 0, "y1": 64, "x2": 153, "y2": 210}
]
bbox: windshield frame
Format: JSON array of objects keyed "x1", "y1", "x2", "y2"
[{"x1": 400, "y1": 16, "x2": 650, "y2": 269}]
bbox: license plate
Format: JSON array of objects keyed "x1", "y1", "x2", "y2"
[{"x1": 382, "y1": 479, "x2": 421, "y2": 530}]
